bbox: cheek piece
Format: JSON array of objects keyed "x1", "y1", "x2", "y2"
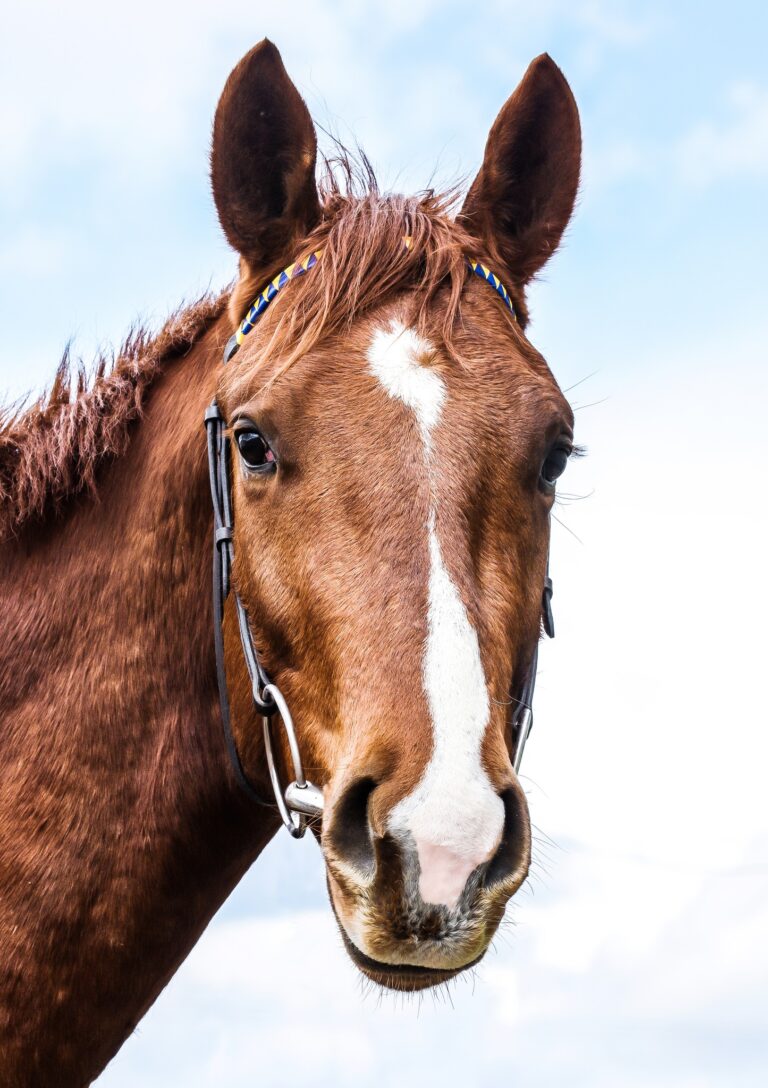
[{"x1": 204, "y1": 240, "x2": 554, "y2": 837}]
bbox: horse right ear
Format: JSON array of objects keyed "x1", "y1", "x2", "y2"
[
  {"x1": 211, "y1": 40, "x2": 320, "y2": 273},
  {"x1": 459, "y1": 54, "x2": 581, "y2": 287}
]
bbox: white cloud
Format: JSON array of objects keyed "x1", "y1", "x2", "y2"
[
  {"x1": 577, "y1": 79, "x2": 768, "y2": 202},
  {"x1": 677, "y1": 82, "x2": 768, "y2": 185},
  {"x1": 528, "y1": 320, "x2": 768, "y2": 868},
  {"x1": 0, "y1": 224, "x2": 68, "y2": 277},
  {"x1": 573, "y1": 0, "x2": 658, "y2": 46},
  {"x1": 580, "y1": 138, "x2": 648, "y2": 200}
]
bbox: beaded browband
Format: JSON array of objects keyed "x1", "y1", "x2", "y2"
[{"x1": 223, "y1": 241, "x2": 516, "y2": 363}]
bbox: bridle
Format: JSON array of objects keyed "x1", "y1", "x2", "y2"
[
  {"x1": 205, "y1": 399, "x2": 324, "y2": 838},
  {"x1": 204, "y1": 245, "x2": 555, "y2": 838}
]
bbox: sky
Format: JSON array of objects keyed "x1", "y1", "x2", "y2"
[{"x1": 2, "y1": 2, "x2": 767, "y2": 1085}]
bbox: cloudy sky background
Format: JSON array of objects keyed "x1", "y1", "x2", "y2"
[{"x1": 2, "y1": 2, "x2": 767, "y2": 1085}]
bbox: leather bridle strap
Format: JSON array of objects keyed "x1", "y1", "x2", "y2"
[
  {"x1": 205, "y1": 402, "x2": 274, "y2": 807},
  {"x1": 206, "y1": 401, "x2": 324, "y2": 835},
  {"x1": 510, "y1": 565, "x2": 554, "y2": 772}
]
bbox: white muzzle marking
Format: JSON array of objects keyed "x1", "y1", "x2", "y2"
[{"x1": 367, "y1": 321, "x2": 504, "y2": 910}]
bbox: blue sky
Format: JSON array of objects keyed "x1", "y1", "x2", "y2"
[{"x1": 2, "y1": 3, "x2": 767, "y2": 1085}]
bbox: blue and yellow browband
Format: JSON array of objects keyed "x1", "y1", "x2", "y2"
[
  {"x1": 223, "y1": 243, "x2": 516, "y2": 363},
  {"x1": 466, "y1": 257, "x2": 516, "y2": 317}
]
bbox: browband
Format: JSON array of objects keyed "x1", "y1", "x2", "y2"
[{"x1": 223, "y1": 242, "x2": 516, "y2": 364}]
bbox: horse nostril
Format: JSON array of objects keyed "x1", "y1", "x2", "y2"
[
  {"x1": 484, "y1": 786, "x2": 530, "y2": 889},
  {"x1": 325, "y1": 777, "x2": 378, "y2": 878}
]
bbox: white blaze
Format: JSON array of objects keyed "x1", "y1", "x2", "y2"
[{"x1": 367, "y1": 321, "x2": 504, "y2": 909}]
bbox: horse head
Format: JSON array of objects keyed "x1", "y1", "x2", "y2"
[{"x1": 210, "y1": 40, "x2": 580, "y2": 991}]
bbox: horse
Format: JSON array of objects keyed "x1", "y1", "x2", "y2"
[{"x1": 0, "y1": 39, "x2": 580, "y2": 1086}]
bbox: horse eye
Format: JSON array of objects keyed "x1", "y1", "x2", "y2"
[
  {"x1": 540, "y1": 444, "x2": 571, "y2": 492},
  {"x1": 236, "y1": 428, "x2": 275, "y2": 471}
]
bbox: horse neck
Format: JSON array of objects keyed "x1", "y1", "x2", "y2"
[{"x1": 0, "y1": 320, "x2": 277, "y2": 1086}]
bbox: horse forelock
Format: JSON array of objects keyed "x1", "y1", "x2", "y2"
[{"x1": 221, "y1": 172, "x2": 528, "y2": 401}]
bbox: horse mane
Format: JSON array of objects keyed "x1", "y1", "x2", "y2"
[
  {"x1": 0, "y1": 151, "x2": 527, "y2": 542},
  {"x1": 0, "y1": 291, "x2": 228, "y2": 540}
]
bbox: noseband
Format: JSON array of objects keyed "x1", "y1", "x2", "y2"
[{"x1": 204, "y1": 245, "x2": 555, "y2": 837}]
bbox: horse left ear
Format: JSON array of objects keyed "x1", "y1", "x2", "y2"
[
  {"x1": 459, "y1": 54, "x2": 581, "y2": 286},
  {"x1": 211, "y1": 39, "x2": 320, "y2": 273}
]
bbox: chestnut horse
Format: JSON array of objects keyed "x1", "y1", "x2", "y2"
[{"x1": 0, "y1": 40, "x2": 580, "y2": 1086}]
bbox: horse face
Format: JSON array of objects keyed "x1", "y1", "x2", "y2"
[{"x1": 212, "y1": 40, "x2": 580, "y2": 990}]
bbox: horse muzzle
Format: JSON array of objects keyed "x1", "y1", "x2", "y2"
[{"x1": 321, "y1": 777, "x2": 531, "y2": 989}]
